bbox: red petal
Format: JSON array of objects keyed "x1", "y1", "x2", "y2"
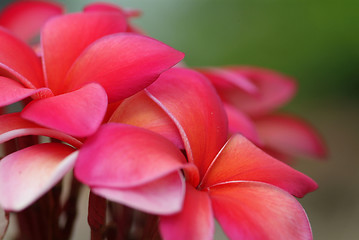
[
  {"x1": 63, "y1": 33, "x2": 184, "y2": 102},
  {"x1": 255, "y1": 114, "x2": 327, "y2": 159},
  {"x1": 220, "y1": 67, "x2": 297, "y2": 117},
  {"x1": 0, "y1": 143, "x2": 77, "y2": 211},
  {"x1": 225, "y1": 103, "x2": 260, "y2": 144},
  {"x1": 210, "y1": 181, "x2": 313, "y2": 240},
  {"x1": 0, "y1": 113, "x2": 82, "y2": 148},
  {"x1": 0, "y1": 76, "x2": 52, "y2": 107},
  {"x1": 200, "y1": 134, "x2": 317, "y2": 197},
  {"x1": 93, "y1": 171, "x2": 185, "y2": 215},
  {"x1": 0, "y1": 0, "x2": 63, "y2": 42},
  {"x1": 110, "y1": 91, "x2": 184, "y2": 149},
  {"x1": 0, "y1": 208, "x2": 9, "y2": 240},
  {"x1": 0, "y1": 27, "x2": 44, "y2": 88},
  {"x1": 41, "y1": 12, "x2": 127, "y2": 93},
  {"x1": 21, "y1": 83, "x2": 107, "y2": 137},
  {"x1": 75, "y1": 123, "x2": 187, "y2": 188},
  {"x1": 197, "y1": 67, "x2": 257, "y2": 94},
  {"x1": 160, "y1": 183, "x2": 214, "y2": 240},
  {"x1": 146, "y1": 68, "x2": 228, "y2": 181}
]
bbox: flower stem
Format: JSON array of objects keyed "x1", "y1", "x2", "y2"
[{"x1": 88, "y1": 192, "x2": 107, "y2": 240}]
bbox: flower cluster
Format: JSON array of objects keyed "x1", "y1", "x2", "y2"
[{"x1": 0, "y1": 1, "x2": 326, "y2": 240}]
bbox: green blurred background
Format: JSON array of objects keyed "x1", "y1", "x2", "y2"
[{"x1": 1, "y1": 0, "x2": 358, "y2": 239}]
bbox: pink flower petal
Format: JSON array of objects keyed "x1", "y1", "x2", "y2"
[
  {"x1": 0, "y1": 143, "x2": 77, "y2": 211},
  {"x1": 146, "y1": 68, "x2": 228, "y2": 181},
  {"x1": 93, "y1": 171, "x2": 185, "y2": 215},
  {"x1": 160, "y1": 183, "x2": 214, "y2": 240},
  {"x1": 197, "y1": 67, "x2": 257, "y2": 94},
  {"x1": 21, "y1": 83, "x2": 107, "y2": 137},
  {"x1": 63, "y1": 33, "x2": 184, "y2": 102},
  {"x1": 41, "y1": 12, "x2": 127, "y2": 93},
  {"x1": 210, "y1": 181, "x2": 313, "y2": 240},
  {"x1": 0, "y1": 113, "x2": 82, "y2": 148},
  {"x1": 224, "y1": 103, "x2": 260, "y2": 144},
  {"x1": 0, "y1": 76, "x2": 52, "y2": 107},
  {"x1": 75, "y1": 123, "x2": 187, "y2": 188},
  {"x1": 200, "y1": 134, "x2": 317, "y2": 197},
  {"x1": 0, "y1": 27, "x2": 43, "y2": 88},
  {"x1": 0, "y1": 0, "x2": 63, "y2": 42},
  {"x1": 255, "y1": 114, "x2": 327, "y2": 159},
  {"x1": 220, "y1": 67, "x2": 297, "y2": 117},
  {"x1": 0, "y1": 208, "x2": 9, "y2": 240},
  {"x1": 109, "y1": 91, "x2": 184, "y2": 149}
]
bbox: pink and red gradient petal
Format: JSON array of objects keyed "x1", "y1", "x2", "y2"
[{"x1": 0, "y1": 143, "x2": 77, "y2": 211}]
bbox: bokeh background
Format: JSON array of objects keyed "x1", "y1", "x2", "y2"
[{"x1": 1, "y1": 0, "x2": 358, "y2": 239}]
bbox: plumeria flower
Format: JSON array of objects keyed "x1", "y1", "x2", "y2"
[
  {"x1": 0, "y1": 6, "x2": 184, "y2": 212},
  {"x1": 77, "y1": 67, "x2": 318, "y2": 239},
  {"x1": 198, "y1": 66, "x2": 327, "y2": 162}
]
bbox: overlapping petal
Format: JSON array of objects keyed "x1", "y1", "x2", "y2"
[
  {"x1": 0, "y1": 143, "x2": 77, "y2": 211},
  {"x1": 41, "y1": 12, "x2": 127, "y2": 92},
  {"x1": 216, "y1": 67, "x2": 297, "y2": 117},
  {"x1": 0, "y1": 0, "x2": 63, "y2": 42},
  {"x1": 200, "y1": 134, "x2": 317, "y2": 197},
  {"x1": 0, "y1": 113, "x2": 82, "y2": 148},
  {"x1": 21, "y1": 83, "x2": 107, "y2": 137},
  {"x1": 255, "y1": 114, "x2": 327, "y2": 159},
  {"x1": 110, "y1": 91, "x2": 183, "y2": 149},
  {"x1": 0, "y1": 27, "x2": 43, "y2": 88},
  {"x1": 0, "y1": 76, "x2": 52, "y2": 107},
  {"x1": 75, "y1": 123, "x2": 187, "y2": 188},
  {"x1": 146, "y1": 68, "x2": 228, "y2": 180},
  {"x1": 93, "y1": 171, "x2": 185, "y2": 215},
  {"x1": 63, "y1": 33, "x2": 184, "y2": 102},
  {"x1": 160, "y1": 183, "x2": 214, "y2": 240},
  {"x1": 225, "y1": 103, "x2": 260, "y2": 144},
  {"x1": 210, "y1": 182, "x2": 312, "y2": 240},
  {"x1": 198, "y1": 67, "x2": 257, "y2": 94}
]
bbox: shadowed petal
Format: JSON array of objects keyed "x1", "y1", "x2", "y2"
[
  {"x1": 63, "y1": 33, "x2": 184, "y2": 102},
  {"x1": 0, "y1": 143, "x2": 77, "y2": 211},
  {"x1": 0, "y1": 113, "x2": 82, "y2": 148},
  {"x1": 0, "y1": 27, "x2": 43, "y2": 88},
  {"x1": 75, "y1": 123, "x2": 187, "y2": 188},
  {"x1": 0, "y1": 0, "x2": 63, "y2": 42},
  {"x1": 255, "y1": 114, "x2": 327, "y2": 159},
  {"x1": 160, "y1": 183, "x2": 214, "y2": 240},
  {"x1": 0, "y1": 76, "x2": 52, "y2": 107},
  {"x1": 21, "y1": 83, "x2": 107, "y2": 137},
  {"x1": 210, "y1": 181, "x2": 313, "y2": 240},
  {"x1": 220, "y1": 67, "x2": 297, "y2": 117},
  {"x1": 200, "y1": 134, "x2": 317, "y2": 197},
  {"x1": 225, "y1": 104, "x2": 260, "y2": 144},
  {"x1": 110, "y1": 91, "x2": 184, "y2": 149},
  {"x1": 0, "y1": 208, "x2": 8, "y2": 240},
  {"x1": 41, "y1": 12, "x2": 127, "y2": 92},
  {"x1": 93, "y1": 171, "x2": 185, "y2": 215},
  {"x1": 146, "y1": 68, "x2": 228, "y2": 181}
]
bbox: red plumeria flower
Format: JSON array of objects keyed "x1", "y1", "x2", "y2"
[
  {"x1": 0, "y1": 10, "x2": 184, "y2": 137},
  {"x1": 0, "y1": 7, "x2": 183, "y2": 212},
  {"x1": 85, "y1": 67, "x2": 317, "y2": 239},
  {"x1": 198, "y1": 66, "x2": 327, "y2": 162}
]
